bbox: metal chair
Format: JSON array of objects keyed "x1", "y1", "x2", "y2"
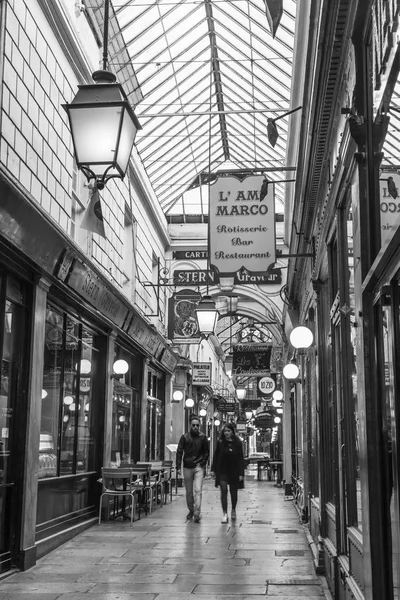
[
  {"x1": 98, "y1": 467, "x2": 139, "y2": 525},
  {"x1": 162, "y1": 460, "x2": 173, "y2": 503}
]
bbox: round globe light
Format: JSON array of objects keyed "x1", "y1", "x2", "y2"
[
  {"x1": 272, "y1": 390, "x2": 283, "y2": 401},
  {"x1": 274, "y1": 416, "x2": 281, "y2": 423},
  {"x1": 113, "y1": 359, "x2": 129, "y2": 375},
  {"x1": 172, "y1": 390, "x2": 184, "y2": 401},
  {"x1": 199, "y1": 408, "x2": 207, "y2": 417},
  {"x1": 214, "y1": 419, "x2": 220, "y2": 426},
  {"x1": 283, "y1": 363, "x2": 300, "y2": 379},
  {"x1": 42, "y1": 389, "x2": 48, "y2": 399},
  {"x1": 272, "y1": 398, "x2": 283, "y2": 407},
  {"x1": 290, "y1": 326, "x2": 313, "y2": 349},
  {"x1": 80, "y1": 359, "x2": 92, "y2": 374},
  {"x1": 63, "y1": 395, "x2": 74, "y2": 405},
  {"x1": 185, "y1": 398, "x2": 194, "y2": 408}
]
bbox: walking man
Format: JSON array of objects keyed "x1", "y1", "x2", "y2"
[{"x1": 176, "y1": 414, "x2": 209, "y2": 522}]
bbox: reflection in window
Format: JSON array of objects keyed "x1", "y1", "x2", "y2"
[
  {"x1": 347, "y1": 204, "x2": 362, "y2": 530},
  {"x1": 40, "y1": 306, "x2": 100, "y2": 478}
]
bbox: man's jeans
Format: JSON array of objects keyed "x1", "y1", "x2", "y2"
[{"x1": 183, "y1": 464, "x2": 204, "y2": 516}]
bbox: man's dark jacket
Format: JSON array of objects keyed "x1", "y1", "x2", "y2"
[{"x1": 176, "y1": 431, "x2": 209, "y2": 470}]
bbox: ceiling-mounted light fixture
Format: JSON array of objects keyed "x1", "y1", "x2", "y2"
[
  {"x1": 62, "y1": 0, "x2": 141, "y2": 190},
  {"x1": 195, "y1": 295, "x2": 219, "y2": 338},
  {"x1": 289, "y1": 325, "x2": 313, "y2": 349}
]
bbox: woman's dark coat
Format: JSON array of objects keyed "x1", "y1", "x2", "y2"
[{"x1": 211, "y1": 436, "x2": 245, "y2": 489}]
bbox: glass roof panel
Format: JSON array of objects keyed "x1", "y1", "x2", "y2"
[{"x1": 109, "y1": 0, "x2": 297, "y2": 216}]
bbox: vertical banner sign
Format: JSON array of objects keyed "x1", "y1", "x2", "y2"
[
  {"x1": 379, "y1": 172, "x2": 400, "y2": 245},
  {"x1": 168, "y1": 289, "x2": 202, "y2": 344},
  {"x1": 232, "y1": 343, "x2": 272, "y2": 377},
  {"x1": 209, "y1": 175, "x2": 276, "y2": 276}
]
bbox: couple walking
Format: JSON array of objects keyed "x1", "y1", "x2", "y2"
[{"x1": 176, "y1": 415, "x2": 245, "y2": 523}]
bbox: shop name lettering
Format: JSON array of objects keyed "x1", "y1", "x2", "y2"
[
  {"x1": 81, "y1": 274, "x2": 120, "y2": 318},
  {"x1": 214, "y1": 190, "x2": 270, "y2": 256}
]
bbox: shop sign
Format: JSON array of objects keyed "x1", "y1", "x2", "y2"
[
  {"x1": 67, "y1": 261, "x2": 128, "y2": 328},
  {"x1": 159, "y1": 347, "x2": 178, "y2": 372},
  {"x1": 128, "y1": 316, "x2": 161, "y2": 356},
  {"x1": 173, "y1": 270, "x2": 217, "y2": 286},
  {"x1": 232, "y1": 343, "x2": 272, "y2": 376},
  {"x1": 172, "y1": 268, "x2": 282, "y2": 286},
  {"x1": 168, "y1": 289, "x2": 202, "y2": 344},
  {"x1": 173, "y1": 250, "x2": 208, "y2": 259},
  {"x1": 192, "y1": 362, "x2": 212, "y2": 386},
  {"x1": 209, "y1": 175, "x2": 276, "y2": 276},
  {"x1": 235, "y1": 267, "x2": 282, "y2": 285},
  {"x1": 56, "y1": 249, "x2": 75, "y2": 282},
  {"x1": 379, "y1": 171, "x2": 400, "y2": 245},
  {"x1": 257, "y1": 375, "x2": 276, "y2": 395}
]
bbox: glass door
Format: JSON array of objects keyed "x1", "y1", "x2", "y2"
[{"x1": 0, "y1": 275, "x2": 29, "y2": 573}]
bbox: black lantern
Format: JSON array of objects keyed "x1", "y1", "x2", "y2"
[
  {"x1": 195, "y1": 295, "x2": 219, "y2": 338},
  {"x1": 62, "y1": 0, "x2": 141, "y2": 190},
  {"x1": 63, "y1": 70, "x2": 141, "y2": 189}
]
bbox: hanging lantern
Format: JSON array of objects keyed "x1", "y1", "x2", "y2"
[{"x1": 195, "y1": 295, "x2": 219, "y2": 337}]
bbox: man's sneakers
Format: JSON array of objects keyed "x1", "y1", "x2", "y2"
[
  {"x1": 231, "y1": 509, "x2": 236, "y2": 520},
  {"x1": 221, "y1": 513, "x2": 228, "y2": 523},
  {"x1": 193, "y1": 512, "x2": 201, "y2": 523},
  {"x1": 186, "y1": 510, "x2": 194, "y2": 520}
]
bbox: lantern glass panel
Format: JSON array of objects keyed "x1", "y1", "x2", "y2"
[{"x1": 68, "y1": 106, "x2": 122, "y2": 170}]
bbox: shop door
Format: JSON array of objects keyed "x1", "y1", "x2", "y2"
[
  {"x1": 0, "y1": 275, "x2": 29, "y2": 573},
  {"x1": 376, "y1": 284, "x2": 400, "y2": 600}
]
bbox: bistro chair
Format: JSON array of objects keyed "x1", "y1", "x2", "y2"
[
  {"x1": 161, "y1": 460, "x2": 173, "y2": 503},
  {"x1": 98, "y1": 467, "x2": 139, "y2": 525},
  {"x1": 136, "y1": 462, "x2": 163, "y2": 510}
]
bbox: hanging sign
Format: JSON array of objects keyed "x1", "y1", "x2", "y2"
[
  {"x1": 379, "y1": 172, "x2": 400, "y2": 245},
  {"x1": 168, "y1": 289, "x2": 202, "y2": 344},
  {"x1": 232, "y1": 343, "x2": 272, "y2": 376},
  {"x1": 258, "y1": 375, "x2": 276, "y2": 395},
  {"x1": 209, "y1": 175, "x2": 276, "y2": 276},
  {"x1": 192, "y1": 363, "x2": 212, "y2": 386}
]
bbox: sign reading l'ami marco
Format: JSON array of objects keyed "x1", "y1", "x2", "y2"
[{"x1": 209, "y1": 175, "x2": 276, "y2": 275}]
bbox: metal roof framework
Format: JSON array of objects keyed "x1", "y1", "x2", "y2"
[{"x1": 106, "y1": 0, "x2": 297, "y2": 217}]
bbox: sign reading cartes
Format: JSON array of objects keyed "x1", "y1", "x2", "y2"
[
  {"x1": 232, "y1": 343, "x2": 272, "y2": 377},
  {"x1": 209, "y1": 175, "x2": 276, "y2": 275},
  {"x1": 192, "y1": 362, "x2": 212, "y2": 386}
]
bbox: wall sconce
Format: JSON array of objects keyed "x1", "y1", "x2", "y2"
[
  {"x1": 62, "y1": 0, "x2": 141, "y2": 189},
  {"x1": 289, "y1": 325, "x2": 313, "y2": 349},
  {"x1": 214, "y1": 419, "x2": 221, "y2": 427},
  {"x1": 42, "y1": 389, "x2": 48, "y2": 399},
  {"x1": 282, "y1": 361, "x2": 300, "y2": 380},
  {"x1": 111, "y1": 359, "x2": 129, "y2": 379},
  {"x1": 199, "y1": 408, "x2": 207, "y2": 417},
  {"x1": 185, "y1": 398, "x2": 195, "y2": 408},
  {"x1": 195, "y1": 295, "x2": 219, "y2": 338},
  {"x1": 236, "y1": 388, "x2": 246, "y2": 401}
]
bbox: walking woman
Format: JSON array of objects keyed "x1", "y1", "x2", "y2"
[{"x1": 211, "y1": 423, "x2": 245, "y2": 523}]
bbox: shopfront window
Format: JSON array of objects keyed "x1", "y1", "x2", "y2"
[
  {"x1": 146, "y1": 368, "x2": 165, "y2": 461},
  {"x1": 40, "y1": 305, "x2": 101, "y2": 478}
]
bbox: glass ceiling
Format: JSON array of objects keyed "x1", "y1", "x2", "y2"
[{"x1": 110, "y1": 0, "x2": 297, "y2": 217}]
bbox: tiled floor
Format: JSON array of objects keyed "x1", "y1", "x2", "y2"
[{"x1": 0, "y1": 478, "x2": 332, "y2": 599}]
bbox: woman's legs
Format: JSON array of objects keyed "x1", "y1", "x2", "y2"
[
  {"x1": 230, "y1": 485, "x2": 238, "y2": 510},
  {"x1": 219, "y1": 478, "x2": 228, "y2": 513}
]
